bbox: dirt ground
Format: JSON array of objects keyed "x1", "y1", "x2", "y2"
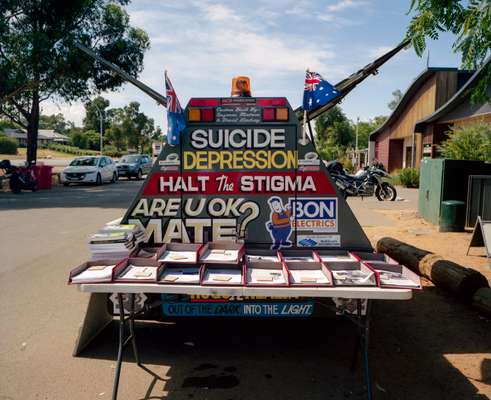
[{"x1": 354, "y1": 193, "x2": 491, "y2": 399}]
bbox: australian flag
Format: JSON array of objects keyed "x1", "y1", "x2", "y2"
[
  {"x1": 303, "y1": 71, "x2": 341, "y2": 111},
  {"x1": 165, "y1": 71, "x2": 186, "y2": 146}
]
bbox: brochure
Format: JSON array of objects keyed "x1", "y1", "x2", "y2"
[
  {"x1": 159, "y1": 266, "x2": 201, "y2": 284},
  {"x1": 286, "y1": 261, "x2": 332, "y2": 286},
  {"x1": 327, "y1": 261, "x2": 377, "y2": 286},
  {"x1": 201, "y1": 264, "x2": 244, "y2": 285}
]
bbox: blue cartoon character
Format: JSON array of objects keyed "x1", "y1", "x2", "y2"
[{"x1": 267, "y1": 196, "x2": 293, "y2": 249}]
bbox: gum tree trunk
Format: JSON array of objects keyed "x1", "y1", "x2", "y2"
[{"x1": 26, "y1": 90, "x2": 39, "y2": 165}]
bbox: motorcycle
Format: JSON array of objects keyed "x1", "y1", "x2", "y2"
[
  {"x1": 325, "y1": 160, "x2": 397, "y2": 201},
  {"x1": 0, "y1": 160, "x2": 38, "y2": 194}
]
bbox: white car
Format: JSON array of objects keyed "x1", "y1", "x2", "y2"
[{"x1": 61, "y1": 156, "x2": 118, "y2": 186}]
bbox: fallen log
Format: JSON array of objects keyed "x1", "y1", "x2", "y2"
[
  {"x1": 472, "y1": 288, "x2": 491, "y2": 316},
  {"x1": 376, "y1": 237, "x2": 489, "y2": 302}
]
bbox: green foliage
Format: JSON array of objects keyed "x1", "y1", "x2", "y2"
[
  {"x1": 108, "y1": 101, "x2": 155, "y2": 152},
  {"x1": 0, "y1": 0, "x2": 150, "y2": 162},
  {"x1": 70, "y1": 131, "x2": 88, "y2": 149},
  {"x1": 0, "y1": 119, "x2": 17, "y2": 131},
  {"x1": 388, "y1": 89, "x2": 403, "y2": 111},
  {"x1": 439, "y1": 123, "x2": 491, "y2": 161},
  {"x1": 356, "y1": 116, "x2": 387, "y2": 149},
  {"x1": 39, "y1": 114, "x2": 69, "y2": 134},
  {"x1": 315, "y1": 106, "x2": 354, "y2": 147},
  {"x1": 46, "y1": 143, "x2": 98, "y2": 156},
  {"x1": 339, "y1": 156, "x2": 355, "y2": 174},
  {"x1": 314, "y1": 107, "x2": 388, "y2": 162},
  {"x1": 84, "y1": 96, "x2": 110, "y2": 132},
  {"x1": 102, "y1": 145, "x2": 122, "y2": 158},
  {"x1": 315, "y1": 106, "x2": 354, "y2": 161},
  {"x1": 69, "y1": 129, "x2": 100, "y2": 150},
  {"x1": 405, "y1": 0, "x2": 491, "y2": 102},
  {"x1": 0, "y1": 136, "x2": 17, "y2": 154},
  {"x1": 395, "y1": 168, "x2": 420, "y2": 188}
]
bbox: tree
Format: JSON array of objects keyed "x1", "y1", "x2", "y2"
[
  {"x1": 0, "y1": 0, "x2": 150, "y2": 164},
  {"x1": 84, "y1": 96, "x2": 110, "y2": 132},
  {"x1": 388, "y1": 89, "x2": 403, "y2": 111},
  {"x1": 356, "y1": 116, "x2": 387, "y2": 149},
  {"x1": 314, "y1": 106, "x2": 355, "y2": 161},
  {"x1": 70, "y1": 131, "x2": 88, "y2": 149},
  {"x1": 406, "y1": 0, "x2": 491, "y2": 102},
  {"x1": 104, "y1": 101, "x2": 154, "y2": 152},
  {"x1": 315, "y1": 106, "x2": 354, "y2": 147},
  {"x1": 39, "y1": 113, "x2": 69, "y2": 133},
  {"x1": 439, "y1": 123, "x2": 491, "y2": 161}
]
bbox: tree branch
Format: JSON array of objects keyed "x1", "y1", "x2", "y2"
[
  {"x1": 0, "y1": 107, "x2": 27, "y2": 129},
  {"x1": 9, "y1": 98, "x2": 32, "y2": 121}
]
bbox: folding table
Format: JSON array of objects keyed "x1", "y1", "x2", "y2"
[{"x1": 76, "y1": 283, "x2": 413, "y2": 400}]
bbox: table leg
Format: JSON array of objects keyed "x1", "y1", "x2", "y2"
[
  {"x1": 112, "y1": 293, "x2": 125, "y2": 400},
  {"x1": 350, "y1": 299, "x2": 363, "y2": 371},
  {"x1": 362, "y1": 300, "x2": 373, "y2": 400},
  {"x1": 128, "y1": 293, "x2": 142, "y2": 366}
]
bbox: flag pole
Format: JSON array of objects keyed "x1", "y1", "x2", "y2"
[{"x1": 302, "y1": 68, "x2": 309, "y2": 145}]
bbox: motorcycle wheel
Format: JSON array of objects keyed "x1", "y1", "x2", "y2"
[
  {"x1": 375, "y1": 182, "x2": 397, "y2": 201},
  {"x1": 9, "y1": 180, "x2": 21, "y2": 194}
]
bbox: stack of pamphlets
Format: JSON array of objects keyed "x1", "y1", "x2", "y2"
[{"x1": 88, "y1": 224, "x2": 147, "y2": 260}]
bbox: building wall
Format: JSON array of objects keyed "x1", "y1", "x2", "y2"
[
  {"x1": 371, "y1": 70, "x2": 464, "y2": 171},
  {"x1": 374, "y1": 129, "x2": 390, "y2": 167}
]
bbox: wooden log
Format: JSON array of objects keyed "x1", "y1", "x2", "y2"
[
  {"x1": 376, "y1": 237, "x2": 489, "y2": 301},
  {"x1": 472, "y1": 288, "x2": 491, "y2": 317}
]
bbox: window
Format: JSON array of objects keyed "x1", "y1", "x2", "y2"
[
  {"x1": 70, "y1": 157, "x2": 97, "y2": 166},
  {"x1": 120, "y1": 155, "x2": 140, "y2": 163},
  {"x1": 99, "y1": 158, "x2": 106, "y2": 167}
]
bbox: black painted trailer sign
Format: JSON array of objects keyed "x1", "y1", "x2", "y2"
[{"x1": 122, "y1": 96, "x2": 371, "y2": 251}]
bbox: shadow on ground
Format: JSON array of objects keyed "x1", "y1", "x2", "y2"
[
  {"x1": 0, "y1": 179, "x2": 141, "y2": 210},
  {"x1": 77, "y1": 287, "x2": 491, "y2": 400}
]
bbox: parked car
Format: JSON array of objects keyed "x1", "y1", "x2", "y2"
[
  {"x1": 60, "y1": 156, "x2": 118, "y2": 186},
  {"x1": 116, "y1": 154, "x2": 152, "y2": 180}
]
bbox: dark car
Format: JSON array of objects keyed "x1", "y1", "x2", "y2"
[{"x1": 116, "y1": 154, "x2": 152, "y2": 180}]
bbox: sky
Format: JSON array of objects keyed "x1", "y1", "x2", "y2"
[{"x1": 42, "y1": 0, "x2": 463, "y2": 130}]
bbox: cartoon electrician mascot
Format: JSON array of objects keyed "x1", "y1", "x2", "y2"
[{"x1": 267, "y1": 196, "x2": 293, "y2": 249}]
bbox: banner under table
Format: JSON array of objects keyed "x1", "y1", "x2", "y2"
[{"x1": 76, "y1": 284, "x2": 413, "y2": 400}]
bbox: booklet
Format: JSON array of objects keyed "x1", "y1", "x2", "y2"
[
  {"x1": 70, "y1": 263, "x2": 116, "y2": 284},
  {"x1": 370, "y1": 262, "x2": 422, "y2": 289},
  {"x1": 159, "y1": 250, "x2": 198, "y2": 263},
  {"x1": 201, "y1": 249, "x2": 238, "y2": 262},
  {"x1": 286, "y1": 261, "x2": 332, "y2": 286},
  {"x1": 245, "y1": 254, "x2": 280, "y2": 263},
  {"x1": 246, "y1": 263, "x2": 288, "y2": 286},
  {"x1": 325, "y1": 261, "x2": 377, "y2": 286},
  {"x1": 201, "y1": 265, "x2": 243, "y2": 285},
  {"x1": 159, "y1": 266, "x2": 201, "y2": 284},
  {"x1": 199, "y1": 242, "x2": 244, "y2": 264},
  {"x1": 117, "y1": 265, "x2": 158, "y2": 281}
]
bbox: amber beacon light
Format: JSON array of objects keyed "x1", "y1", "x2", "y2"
[{"x1": 231, "y1": 76, "x2": 252, "y2": 97}]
